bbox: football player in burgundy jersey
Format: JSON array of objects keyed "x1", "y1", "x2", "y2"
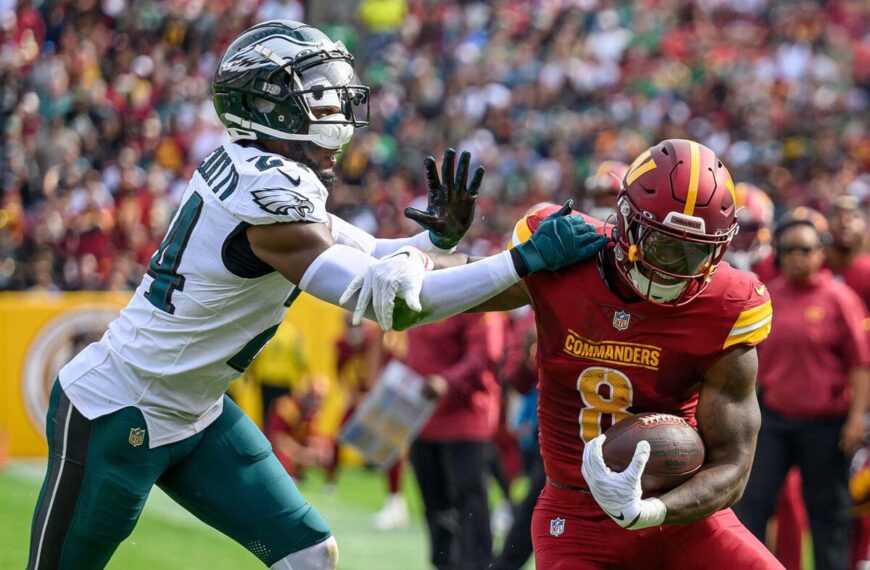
[{"x1": 347, "y1": 138, "x2": 783, "y2": 569}]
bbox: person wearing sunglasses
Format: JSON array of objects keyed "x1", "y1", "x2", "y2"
[{"x1": 734, "y1": 208, "x2": 870, "y2": 570}]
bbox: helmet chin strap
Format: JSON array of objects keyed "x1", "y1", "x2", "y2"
[
  {"x1": 222, "y1": 113, "x2": 354, "y2": 148},
  {"x1": 627, "y1": 265, "x2": 688, "y2": 303}
]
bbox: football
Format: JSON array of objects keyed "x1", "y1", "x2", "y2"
[{"x1": 602, "y1": 413, "x2": 705, "y2": 495}]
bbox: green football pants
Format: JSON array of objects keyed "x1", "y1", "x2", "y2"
[{"x1": 27, "y1": 380, "x2": 331, "y2": 569}]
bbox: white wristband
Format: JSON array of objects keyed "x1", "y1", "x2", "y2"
[{"x1": 629, "y1": 498, "x2": 667, "y2": 530}]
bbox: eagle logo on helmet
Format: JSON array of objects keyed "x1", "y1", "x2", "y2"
[
  {"x1": 252, "y1": 188, "x2": 315, "y2": 217},
  {"x1": 221, "y1": 47, "x2": 270, "y2": 72}
]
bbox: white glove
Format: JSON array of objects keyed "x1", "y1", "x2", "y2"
[
  {"x1": 339, "y1": 246, "x2": 433, "y2": 330},
  {"x1": 581, "y1": 435, "x2": 667, "y2": 530}
]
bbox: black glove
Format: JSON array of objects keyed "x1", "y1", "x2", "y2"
[{"x1": 405, "y1": 148, "x2": 484, "y2": 249}]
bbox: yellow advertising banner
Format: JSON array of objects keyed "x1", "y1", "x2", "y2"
[{"x1": 0, "y1": 291, "x2": 346, "y2": 459}]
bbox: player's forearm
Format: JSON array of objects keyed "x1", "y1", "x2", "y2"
[
  {"x1": 427, "y1": 252, "x2": 472, "y2": 269},
  {"x1": 659, "y1": 461, "x2": 751, "y2": 525},
  {"x1": 298, "y1": 244, "x2": 384, "y2": 323},
  {"x1": 373, "y1": 232, "x2": 456, "y2": 257},
  {"x1": 329, "y1": 214, "x2": 457, "y2": 259},
  {"x1": 393, "y1": 250, "x2": 521, "y2": 330}
]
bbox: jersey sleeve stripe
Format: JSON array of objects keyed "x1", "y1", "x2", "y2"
[
  {"x1": 729, "y1": 314, "x2": 772, "y2": 337},
  {"x1": 731, "y1": 300, "x2": 773, "y2": 330},
  {"x1": 724, "y1": 319, "x2": 772, "y2": 349},
  {"x1": 724, "y1": 300, "x2": 773, "y2": 349}
]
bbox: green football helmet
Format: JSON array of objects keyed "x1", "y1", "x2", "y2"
[{"x1": 213, "y1": 20, "x2": 370, "y2": 149}]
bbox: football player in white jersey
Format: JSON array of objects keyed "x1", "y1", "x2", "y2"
[{"x1": 27, "y1": 20, "x2": 608, "y2": 570}]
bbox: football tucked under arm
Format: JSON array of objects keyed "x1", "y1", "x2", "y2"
[{"x1": 655, "y1": 346, "x2": 762, "y2": 525}]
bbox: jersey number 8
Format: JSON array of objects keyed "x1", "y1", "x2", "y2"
[{"x1": 577, "y1": 367, "x2": 634, "y2": 443}]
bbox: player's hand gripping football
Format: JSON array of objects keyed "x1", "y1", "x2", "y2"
[
  {"x1": 405, "y1": 148, "x2": 483, "y2": 250},
  {"x1": 581, "y1": 434, "x2": 667, "y2": 530},
  {"x1": 340, "y1": 246, "x2": 433, "y2": 331},
  {"x1": 512, "y1": 200, "x2": 609, "y2": 275}
]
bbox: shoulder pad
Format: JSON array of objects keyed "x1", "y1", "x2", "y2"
[
  {"x1": 216, "y1": 143, "x2": 329, "y2": 225},
  {"x1": 508, "y1": 204, "x2": 606, "y2": 248}
]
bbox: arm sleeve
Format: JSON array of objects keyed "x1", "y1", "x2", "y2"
[
  {"x1": 373, "y1": 233, "x2": 456, "y2": 257},
  {"x1": 411, "y1": 251, "x2": 520, "y2": 327},
  {"x1": 328, "y1": 213, "x2": 456, "y2": 257},
  {"x1": 299, "y1": 246, "x2": 520, "y2": 328}
]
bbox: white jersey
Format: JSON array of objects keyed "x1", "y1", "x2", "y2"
[{"x1": 59, "y1": 142, "x2": 333, "y2": 448}]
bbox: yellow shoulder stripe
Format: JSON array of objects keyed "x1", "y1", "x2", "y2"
[
  {"x1": 724, "y1": 300, "x2": 773, "y2": 349},
  {"x1": 732, "y1": 301, "x2": 772, "y2": 331},
  {"x1": 510, "y1": 216, "x2": 533, "y2": 249}
]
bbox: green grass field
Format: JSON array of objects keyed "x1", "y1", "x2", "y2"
[{"x1": 1, "y1": 461, "x2": 534, "y2": 570}]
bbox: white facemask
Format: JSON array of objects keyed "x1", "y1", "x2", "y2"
[
  {"x1": 627, "y1": 265, "x2": 688, "y2": 303},
  {"x1": 307, "y1": 113, "x2": 355, "y2": 149}
]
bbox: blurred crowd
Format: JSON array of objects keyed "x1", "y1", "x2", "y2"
[
  {"x1": 3, "y1": 2, "x2": 869, "y2": 568},
  {"x1": 2, "y1": 0, "x2": 869, "y2": 291}
]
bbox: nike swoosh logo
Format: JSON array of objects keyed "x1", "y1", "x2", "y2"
[
  {"x1": 755, "y1": 284, "x2": 766, "y2": 295},
  {"x1": 277, "y1": 169, "x2": 301, "y2": 186},
  {"x1": 604, "y1": 509, "x2": 625, "y2": 521}
]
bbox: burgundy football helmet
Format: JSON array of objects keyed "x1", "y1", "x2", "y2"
[
  {"x1": 584, "y1": 160, "x2": 629, "y2": 221},
  {"x1": 614, "y1": 139, "x2": 738, "y2": 306},
  {"x1": 725, "y1": 182, "x2": 774, "y2": 271}
]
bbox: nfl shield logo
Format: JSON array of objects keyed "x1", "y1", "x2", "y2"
[
  {"x1": 612, "y1": 310, "x2": 630, "y2": 331},
  {"x1": 549, "y1": 517, "x2": 565, "y2": 537},
  {"x1": 128, "y1": 427, "x2": 146, "y2": 447}
]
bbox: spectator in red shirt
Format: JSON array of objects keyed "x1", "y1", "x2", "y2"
[
  {"x1": 406, "y1": 312, "x2": 503, "y2": 570},
  {"x1": 735, "y1": 210, "x2": 870, "y2": 570},
  {"x1": 826, "y1": 195, "x2": 870, "y2": 310}
]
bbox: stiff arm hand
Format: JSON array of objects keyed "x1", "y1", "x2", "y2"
[{"x1": 405, "y1": 148, "x2": 483, "y2": 250}]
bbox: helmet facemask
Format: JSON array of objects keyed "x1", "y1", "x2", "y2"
[
  {"x1": 278, "y1": 50, "x2": 369, "y2": 148},
  {"x1": 614, "y1": 197, "x2": 736, "y2": 306}
]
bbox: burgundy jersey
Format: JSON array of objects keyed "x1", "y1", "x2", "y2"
[
  {"x1": 510, "y1": 206, "x2": 773, "y2": 488},
  {"x1": 827, "y1": 253, "x2": 870, "y2": 310}
]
